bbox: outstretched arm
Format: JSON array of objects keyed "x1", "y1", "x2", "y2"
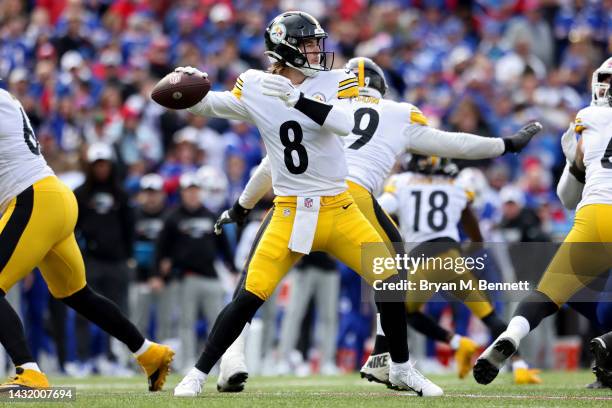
[
  {"x1": 405, "y1": 122, "x2": 542, "y2": 159},
  {"x1": 175, "y1": 67, "x2": 253, "y2": 122},
  {"x1": 187, "y1": 91, "x2": 252, "y2": 122}
]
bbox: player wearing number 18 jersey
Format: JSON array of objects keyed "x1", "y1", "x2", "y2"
[
  {"x1": 374, "y1": 156, "x2": 540, "y2": 383},
  {"x1": 0, "y1": 90, "x2": 173, "y2": 392},
  {"x1": 474, "y1": 57, "x2": 612, "y2": 385}
]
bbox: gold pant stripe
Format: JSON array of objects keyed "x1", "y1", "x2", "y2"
[
  {"x1": 0, "y1": 176, "x2": 86, "y2": 298},
  {"x1": 0, "y1": 186, "x2": 34, "y2": 279},
  {"x1": 233, "y1": 209, "x2": 273, "y2": 297}
]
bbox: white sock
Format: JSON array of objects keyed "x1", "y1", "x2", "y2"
[
  {"x1": 512, "y1": 359, "x2": 528, "y2": 370},
  {"x1": 449, "y1": 334, "x2": 461, "y2": 350},
  {"x1": 133, "y1": 339, "x2": 154, "y2": 358},
  {"x1": 376, "y1": 313, "x2": 384, "y2": 336},
  {"x1": 226, "y1": 323, "x2": 249, "y2": 356},
  {"x1": 506, "y1": 316, "x2": 530, "y2": 344},
  {"x1": 187, "y1": 367, "x2": 207, "y2": 381},
  {"x1": 20, "y1": 362, "x2": 41, "y2": 373}
]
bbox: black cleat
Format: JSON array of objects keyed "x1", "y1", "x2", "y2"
[
  {"x1": 473, "y1": 338, "x2": 517, "y2": 385},
  {"x1": 589, "y1": 337, "x2": 612, "y2": 389},
  {"x1": 217, "y1": 372, "x2": 248, "y2": 392},
  {"x1": 586, "y1": 380, "x2": 608, "y2": 389}
]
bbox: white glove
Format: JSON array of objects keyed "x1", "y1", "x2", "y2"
[
  {"x1": 262, "y1": 74, "x2": 301, "y2": 107},
  {"x1": 174, "y1": 66, "x2": 208, "y2": 79},
  {"x1": 561, "y1": 122, "x2": 577, "y2": 163}
]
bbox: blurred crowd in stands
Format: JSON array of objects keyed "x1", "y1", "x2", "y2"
[{"x1": 1, "y1": 0, "x2": 611, "y2": 376}]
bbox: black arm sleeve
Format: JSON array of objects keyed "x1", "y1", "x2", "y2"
[{"x1": 293, "y1": 93, "x2": 333, "y2": 126}]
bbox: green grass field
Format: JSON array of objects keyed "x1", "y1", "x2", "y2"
[{"x1": 2, "y1": 370, "x2": 611, "y2": 407}]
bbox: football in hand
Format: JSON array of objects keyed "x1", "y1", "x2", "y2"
[{"x1": 150, "y1": 71, "x2": 211, "y2": 110}]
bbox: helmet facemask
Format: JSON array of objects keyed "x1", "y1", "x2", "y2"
[
  {"x1": 592, "y1": 72, "x2": 612, "y2": 107},
  {"x1": 295, "y1": 37, "x2": 334, "y2": 77},
  {"x1": 266, "y1": 36, "x2": 334, "y2": 77}
]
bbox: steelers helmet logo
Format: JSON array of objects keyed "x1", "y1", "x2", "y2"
[{"x1": 269, "y1": 23, "x2": 286, "y2": 44}]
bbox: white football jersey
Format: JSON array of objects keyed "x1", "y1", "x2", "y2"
[
  {"x1": 0, "y1": 89, "x2": 54, "y2": 211},
  {"x1": 575, "y1": 106, "x2": 612, "y2": 210},
  {"x1": 385, "y1": 172, "x2": 470, "y2": 248},
  {"x1": 193, "y1": 69, "x2": 358, "y2": 197},
  {"x1": 344, "y1": 96, "x2": 428, "y2": 196}
]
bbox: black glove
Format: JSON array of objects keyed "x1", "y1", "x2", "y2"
[
  {"x1": 213, "y1": 201, "x2": 251, "y2": 235},
  {"x1": 503, "y1": 122, "x2": 543, "y2": 153}
]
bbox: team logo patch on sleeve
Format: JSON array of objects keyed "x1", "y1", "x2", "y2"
[{"x1": 311, "y1": 92, "x2": 326, "y2": 102}]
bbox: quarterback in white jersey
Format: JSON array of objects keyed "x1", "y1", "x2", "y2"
[
  {"x1": 0, "y1": 90, "x2": 174, "y2": 392},
  {"x1": 474, "y1": 57, "x2": 612, "y2": 386},
  {"x1": 188, "y1": 66, "x2": 355, "y2": 197},
  {"x1": 213, "y1": 57, "x2": 543, "y2": 390},
  {"x1": 173, "y1": 11, "x2": 444, "y2": 398}
]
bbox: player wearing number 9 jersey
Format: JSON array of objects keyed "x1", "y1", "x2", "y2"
[
  {"x1": 0, "y1": 90, "x2": 174, "y2": 392},
  {"x1": 172, "y1": 11, "x2": 446, "y2": 397}
]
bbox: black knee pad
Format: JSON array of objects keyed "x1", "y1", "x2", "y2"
[{"x1": 515, "y1": 290, "x2": 559, "y2": 329}]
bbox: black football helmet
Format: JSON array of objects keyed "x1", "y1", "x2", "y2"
[
  {"x1": 264, "y1": 11, "x2": 333, "y2": 77},
  {"x1": 405, "y1": 154, "x2": 457, "y2": 177},
  {"x1": 345, "y1": 57, "x2": 388, "y2": 96}
]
